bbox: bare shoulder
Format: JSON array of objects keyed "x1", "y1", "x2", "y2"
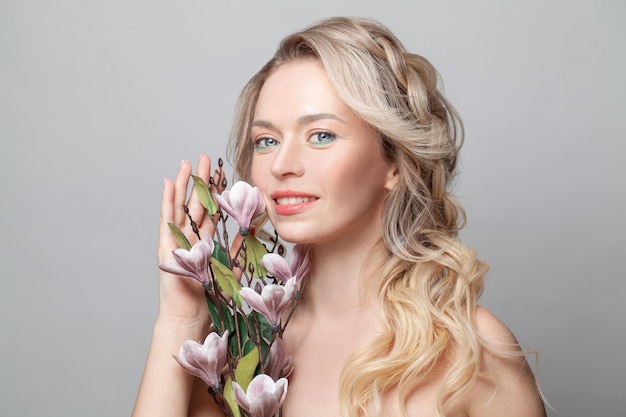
[
  {"x1": 466, "y1": 306, "x2": 547, "y2": 417},
  {"x1": 475, "y1": 305, "x2": 519, "y2": 346}
]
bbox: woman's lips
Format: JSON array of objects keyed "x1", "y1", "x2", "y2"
[{"x1": 271, "y1": 191, "x2": 318, "y2": 215}]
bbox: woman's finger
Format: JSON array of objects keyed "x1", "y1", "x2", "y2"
[
  {"x1": 173, "y1": 160, "x2": 192, "y2": 226},
  {"x1": 157, "y1": 178, "x2": 176, "y2": 260}
]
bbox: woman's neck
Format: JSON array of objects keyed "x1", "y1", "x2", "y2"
[{"x1": 298, "y1": 223, "x2": 387, "y2": 316}]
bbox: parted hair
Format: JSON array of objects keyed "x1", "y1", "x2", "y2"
[{"x1": 228, "y1": 16, "x2": 490, "y2": 417}]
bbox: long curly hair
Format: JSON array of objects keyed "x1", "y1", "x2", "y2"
[{"x1": 228, "y1": 16, "x2": 490, "y2": 417}]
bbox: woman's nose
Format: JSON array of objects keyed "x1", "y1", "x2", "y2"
[{"x1": 270, "y1": 138, "x2": 305, "y2": 178}]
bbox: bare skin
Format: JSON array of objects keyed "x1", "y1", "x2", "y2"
[
  {"x1": 281, "y1": 304, "x2": 545, "y2": 417},
  {"x1": 132, "y1": 157, "x2": 545, "y2": 417},
  {"x1": 132, "y1": 156, "x2": 220, "y2": 417},
  {"x1": 132, "y1": 60, "x2": 546, "y2": 417},
  {"x1": 247, "y1": 60, "x2": 546, "y2": 416}
]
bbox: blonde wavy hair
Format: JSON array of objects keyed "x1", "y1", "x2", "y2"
[{"x1": 228, "y1": 16, "x2": 491, "y2": 417}]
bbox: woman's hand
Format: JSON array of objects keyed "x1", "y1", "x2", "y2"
[
  {"x1": 131, "y1": 155, "x2": 226, "y2": 417},
  {"x1": 156, "y1": 155, "x2": 221, "y2": 326}
]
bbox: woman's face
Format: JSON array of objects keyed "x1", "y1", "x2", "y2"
[{"x1": 250, "y1": 59, "x2": 397, "y2": 246}]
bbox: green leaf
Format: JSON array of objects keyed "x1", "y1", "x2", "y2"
[
  {"x1": 223, "y1": 302, "x2": 236, "y2": 334},
  {"x1": 248, "y1": 311, "x2": 273, "y2": 345},
  {"x1": 205, "y1": 293, "x2": 235, "y2": 335},
  {"x1": 211, "y1": 258, "x2": 243, "y2": 307},
  {"x1": 223, "y1": 346, "x2": 260, "y2": 417},
  {"x1": 212, "y1": 242, "x2": 230, "y2": 267},
  {"x1": 236, "y1": 346, "x2": 260, "y2": 391},
  {"x1": 225, "y1": 312, "x2": 249, "y2": 358},
  {"x1": 247, "y1": 312, "x2": 272, "y2": 367},
  {"x1": 237, "y1": 312, "x2": 249, "y2": 350},
  {"x1": 206, "y1": 295, "x2": 221, "y2": 333},
  {"x1": 242, "y1": 339, "x2": 256, "y2": 357},
  {"x1": 167, "y1": 222, "x2": 191, "y2": 250},
  {"x1": 228, "y1": 329, "x2": 240, "y2": 358},
  {"x1": 191, "y1": 175, "x2": 218, "y2": 216},
  {"x1": 244, "y1": 235, "x2": 268, "y2": 278},
  {"x1": 222, "y1": 375, "x2": 241, "y2": 417}
]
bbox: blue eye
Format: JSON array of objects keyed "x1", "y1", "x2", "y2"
[
  {"x1": 254, "y1": 137, "x2": 279, "y2": 151},
  {"x1": 310, "y1": 130, "x2": 336, "y2": 145}
]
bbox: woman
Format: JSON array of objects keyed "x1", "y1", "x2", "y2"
[{"x1": 133, "y1": 17, "x2": 546, "y2": 417}]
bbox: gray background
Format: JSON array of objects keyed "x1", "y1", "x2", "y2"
[{"x1": 1, "y1": 1, "x2": 624, "y2": 416}]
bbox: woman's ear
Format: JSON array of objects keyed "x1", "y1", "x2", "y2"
[{"x1": 384, "y1": 163, "x2": 399, "y2": 190}]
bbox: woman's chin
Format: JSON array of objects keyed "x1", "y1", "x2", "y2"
[
  {"x1": 275, "y1": 233, "x2": 311, "y2": 245},
  {"x1": 271, "y1": 225, "x2": 314, "y2": 246}
]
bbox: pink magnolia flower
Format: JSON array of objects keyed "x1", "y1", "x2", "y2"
[
  {"x1": 267, "y1": 338, "x2": 293, "y2": 380},
  {"x1": 173, "y1": 331, "x2": 228, "y2": 391},
  {"x1": 232, "y1": 374, "x2": 288, "y2": 417},
  {"x1": 289, "y1": 244, "x2": 310, "y2": 288},
  {"x1": 212, "y1": 181, "x2": 265, "y2": 233},
  {"x1": 239, "y1": 278, "x2": 296, "y2": 326},
  {"x1": 261, "y1": 244, "x2": 310, "y2": 289},
  {"x1": 159, "y1": 233, "x2": 214, "y2": 285},
  {"x1": 260, "y1": 254, "x2": 292, "y2": 283}
]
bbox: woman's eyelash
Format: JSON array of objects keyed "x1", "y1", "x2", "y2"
[
  {"x1": 310, "y1": 130, "x2": 336, "y2": 144},
  {"x1": 254, "y1": 137, "x2": 279, "y2": 149}
]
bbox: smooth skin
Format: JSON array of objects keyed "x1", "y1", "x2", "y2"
[
  {"x1": 250, "y1": 59, "x2": 545, "y2": 417},
  {"x1": 132, "y1": 60, "x2": 546, "y2": 417},
  {"x1": 132, "y1": 156, "x2": 221, "y2": 417}
]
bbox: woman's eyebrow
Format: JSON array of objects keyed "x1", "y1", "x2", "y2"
[
  {"x1": 297, "y1": 113, "x2": 347, "y2": 125},
  {"x1": 251, "y1": 113, "x2": 347, "y2": 129},
  {"x1": 251, "y1": 120, "x2": 274, "y2": 128}
]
